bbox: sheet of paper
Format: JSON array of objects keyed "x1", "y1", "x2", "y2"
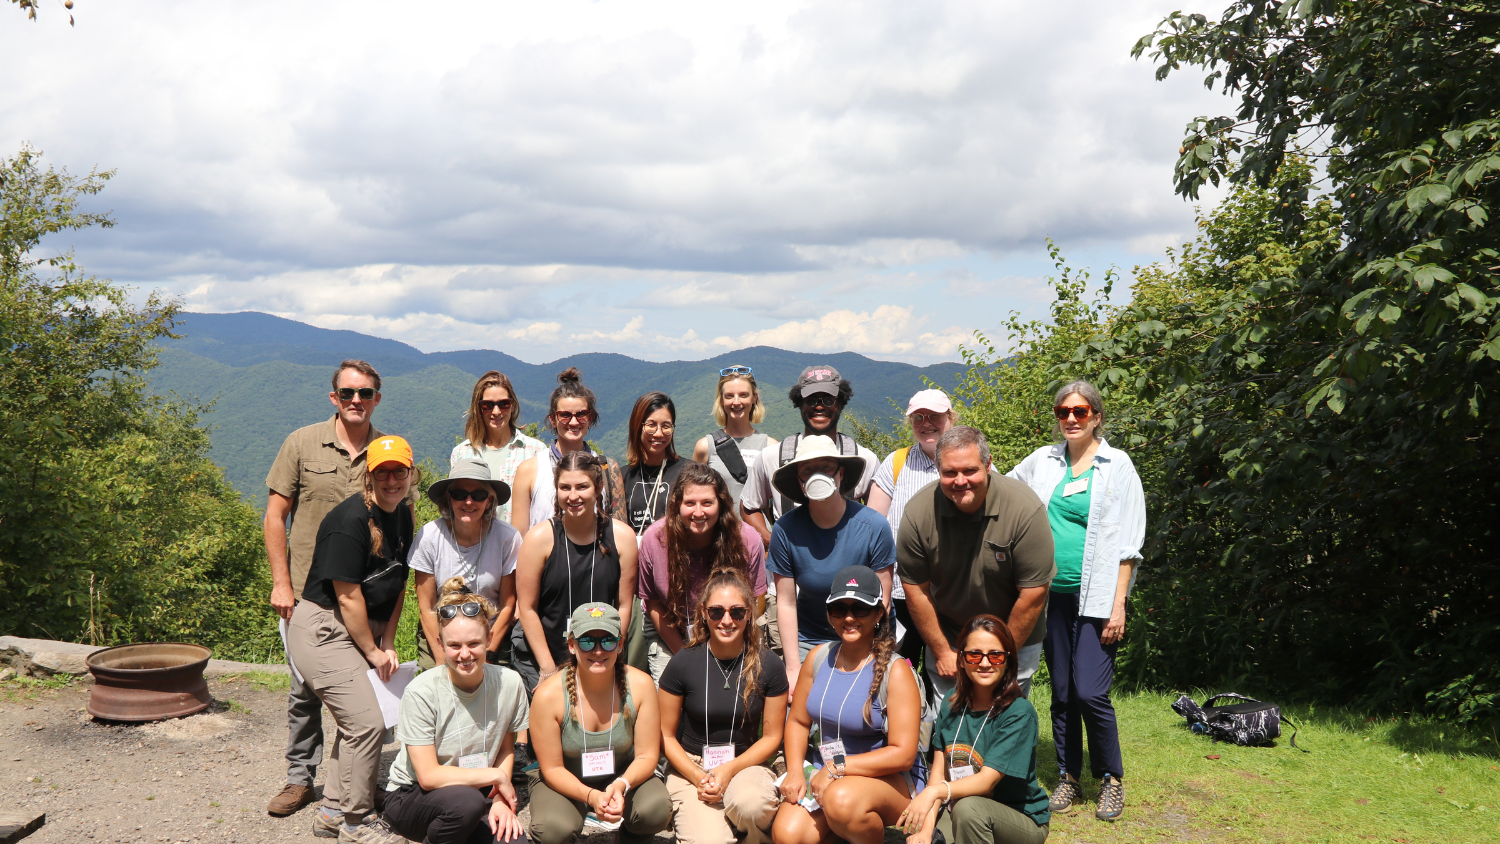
[
  {"x1": 278, "y1": 618, "x2": 304, "y2": 685},
  {"x1": 366, "y1": 661, "x2": 420, "y2": 729}
]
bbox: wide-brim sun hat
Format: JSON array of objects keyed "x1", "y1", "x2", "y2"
[
  {"x1": 427, "y1": 456, "x2": 512, "y2": 507},
  {"x1": 771, "y1": 434, "x2": 866, "y2": 505}
]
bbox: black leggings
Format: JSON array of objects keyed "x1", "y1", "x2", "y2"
[{"x1": 384, "y1": 782, "x2": 507, "y2": 844}]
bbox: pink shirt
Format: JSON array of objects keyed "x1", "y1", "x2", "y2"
[{"x1": 636, "y1": 519, "x2": 768, "y2": 634}]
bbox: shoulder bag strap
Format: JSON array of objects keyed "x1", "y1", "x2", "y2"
[{"x1": 712, "y1": 428, "x2": 749, "y2": 483}]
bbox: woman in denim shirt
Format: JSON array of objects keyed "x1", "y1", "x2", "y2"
[{"x1": 1006, "y1": 380, "x2": 1144, "y2": 824}]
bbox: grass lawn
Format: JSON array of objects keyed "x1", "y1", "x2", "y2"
[{"x1": 1028, "y1": 681, "x2": 1498, "y2": 843}]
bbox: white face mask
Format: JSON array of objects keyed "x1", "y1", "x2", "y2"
[{"x1": 803, "y1": 471, "x2": 839, "y2": 502}]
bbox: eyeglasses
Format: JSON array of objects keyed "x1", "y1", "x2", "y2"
[
  {"x1": 826, "y1": 601, "x2": 876, "y2": 619},
  {"x1": 480, "y1": 399, "x2": 513, "y2": 414},
  {"x1": 553, "y1": 410, "x2": 591, "y2": 424},
  {"x1": 336, "y1": 387, "x2": 377, "y2": 401},
  {"x1": 371, "y1": 466, "x2": 411, "y2": 481},
  {"x1": 705, "y1": 606, "x2": 749, "y2": 622},
  {"x1": 719, "y1": 365, "x2": 753, "y2": 377},
  {"x1": 575, "y1": 634, "x2": 621, "y2": 652},
  {"x1": 961, "y1": 650, "x2": 1012, "y2": 666},
  {"x1": 641, "y1": 421, "x2": 675, "y2": 433},
  {"x1": 448, "y1": 487, "x2": 492, "y2": 503},
  {"x1": 438, "y1": 601, "x2": 483, "y2": 620},
  {"x1": 1054, "y1": 405, "x2": 1094, "y2": 421},
  {"x1": 804, "y1": 395, "x2": 837, "y2": 410},
  {"x1": 910, "y1": 412, "x2": 946, "y2": 425}
]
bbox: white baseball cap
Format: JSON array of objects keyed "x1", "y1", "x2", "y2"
[{"x1": 906, "y1": 389, "x2": 952, "y2": 416}]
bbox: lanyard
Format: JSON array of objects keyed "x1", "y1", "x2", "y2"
[
  {"x1": 565, "y1": 539, "x2": 597, "y2": 622},
  {"x1": 815, "y1": 644, "x2": 870, "y2": 743},
  {"x1": 451, "y1": 671, "x2": 491, "y2": 764},
  {"x1": 637, "y1": 463, "x2": 666, "y2": 536},
  {"x1": 704, "y1": 646, "x2": 743, "y2": 742},
  {"x1": 580, "y1": 679, "x2": 619, "y2": 758},
  {"x1": 951, "y1": 705, "x2": 995, "y2": 769},
  {"x1": 449, "y1": 520, "x2": 490, "y2": 584}
]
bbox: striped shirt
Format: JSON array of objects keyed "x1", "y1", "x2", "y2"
[
  {"x1": 450, "y1": 431, "x2": 548, "y2": 526},
  {"x1": 871, "y1": 445, "x2": 940, "y2": 601}
]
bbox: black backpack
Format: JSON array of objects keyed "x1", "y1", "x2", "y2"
[{"x1": 1171, "y1": 693, "x2": 1306, "y2": 751}]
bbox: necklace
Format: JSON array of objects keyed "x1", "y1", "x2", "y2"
[{"x1": 712, "y1": 653, "x2": 742, "y2": 690}]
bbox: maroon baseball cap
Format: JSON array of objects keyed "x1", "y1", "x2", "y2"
[{"x1": 796, "y1": 364, "x2": 842, "y2": 398}]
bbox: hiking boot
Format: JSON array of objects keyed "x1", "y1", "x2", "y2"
[
  {"x1": 267, "y1": 783, "x2": 316, "y2": 817},
  {"x1": 312, "y1": 808, "x2": 342, "y2": 839},
  {"x1": 1095, "y1": 775, "x2": 1124, "y2": 821},
  {"x1": 338, "y1": 816, "x2": 405, "y2": 844},
  {"x1": 1048, "y1": 774, "x2": 1083, "y2": 814}
]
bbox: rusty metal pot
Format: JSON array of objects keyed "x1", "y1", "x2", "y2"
[{"x1": 86, "y1": 642, "x2": 213, "y2": 722}]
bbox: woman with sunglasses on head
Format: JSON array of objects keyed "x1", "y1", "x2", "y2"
[
  {"x1": 774, "y1": 566, "x2": 924, "y2": 844},
  {"x1": 692, "y1": 366, "x2": 777, "y2": 504},
  {"x1": 658, "y1": 569, "x2": 786, "y2": 844},
  {"x1": 383, "y1": 577, "x2": 530, "y2": 844},
  {"x1": 898, "y1": 615, "x2": 1050, "y2": 844},
  {"x1": 637, "y1": 464, "x2": 766, "y2": 681},
  {"x1": 287, "y1": 436, "x2": 418, "y2": 844},
  {"x1": 511, "y1": 367, "x2": 626, "y2": 534},
  {"x1": 1005, "y1": 380, "x2": 1145, "y2": 822},
  {"x1": 526, "y1": 602, "x2": 671, "y2": 844},
  {"x1": 514, "y1": 451, "x2": 640, "y2": 694},
  {"x1": 452, "y1": 370, "x2": 546, "y2": 527},
  {"x1": 411, "y1": 458, "x2": 524, "y2": 670}
]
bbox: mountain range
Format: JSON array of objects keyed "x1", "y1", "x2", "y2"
[{"x1": 150, "y1": 311, "x2": 967, "y2": 506}]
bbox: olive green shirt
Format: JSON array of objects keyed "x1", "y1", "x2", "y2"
[
  {"x1": 265, "y1": 416, "x2": 384, "y2": 593},
  {"x1": 896, "y1": 474, "x2": 1056, "y2": 648}
]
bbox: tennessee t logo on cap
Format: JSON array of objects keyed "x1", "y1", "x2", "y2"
[{"x1": 366, "y1": 435, "x2": 414, "y2": 471}]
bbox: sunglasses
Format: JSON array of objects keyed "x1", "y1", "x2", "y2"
[
  {"x1": 480, "y1": 399, "x2": 513, "y2": 414},
  {"x1": 1054, "y1": 405, "x2": 1094, "y2": 421},
  {"x1": 553, "y1": 410, "x2": 591, "y2": 424},
  {"x1": 576, "y1": 634, "x2": 621, "y2": 652},
  {"x1": 371, "y1": 466, "x2": 411, "y2": 481},
  {"x1": 826, "y1": 600, "x2": 876, "y2": 619},
  {"x1": 438, "y1": 601, "x2": 482, "y2": 620},
  {"x1": 962, "y1": 650, "x2": 1012, "y2": 666},
  {"x1": 804, "y1": 395, "x2": 838, "y2": 410},
  {"x1": 719, "y1": 365, "x2": 754, "y2": 377},
  {"x1": 448, "y1": 487, "x2": 492, "y2": 503},
  {"x1": 705, "y1": 606, "x2": 749, "y2": 622},
  {"x1": 336, "y1": 387, "x2": 377, "y2": 401}
]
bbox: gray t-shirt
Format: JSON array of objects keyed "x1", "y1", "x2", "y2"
[
  {"x1": 387, "y1": 664, "x2": 530, "y2": 789},
  {"x1": 408, "y1": 519, "x2": 523, "y2": 609}
]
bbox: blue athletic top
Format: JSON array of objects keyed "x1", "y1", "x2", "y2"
[{"x1": 807, "y1": 645, "x2": 886, "y2": 763}]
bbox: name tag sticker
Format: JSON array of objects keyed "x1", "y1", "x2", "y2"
[
  {"x1": 457, "y1": 753, "x2": 487, "y2": 769},
  {"x1": 1063, "y1": 478, "x2": 1089, "y2": 497},
  {"x1": 818, "y1": 739, "x2": 846, "y2": 767},
  {"x1": 702, "y1": 744, "x2": 735, "y2": 770},
  {"x1": 948, "y1": 764, "x2": 975, "y2": 780},
  {"x1": 582, "y1": 749, "x2": 615, "y2": 778}
]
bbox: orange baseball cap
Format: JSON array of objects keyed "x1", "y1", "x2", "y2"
[{"x1": 367, "y1": 435, "x2": 414, "y2": 470}]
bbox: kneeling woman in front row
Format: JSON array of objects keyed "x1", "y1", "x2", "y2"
[
  {"x1": 384, "y1": 577, "x2": 529, "y2": 844},
  {"x1": 776, "y1": 566, "x2": 924, "y2": 844},
  {"x1": 527, "y1": 602, "x2": 671, "y2": 844},
  {"x1": 659, "y1": 569, "x2": 787, "y2": 844},
  {"x1": 899, "y1": 615, "x2": 1051, "y2": 844}
]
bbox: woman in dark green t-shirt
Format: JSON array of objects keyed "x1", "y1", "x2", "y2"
[{"x1": 898, "y1": 614, "x2": 1050, "y2": 844}]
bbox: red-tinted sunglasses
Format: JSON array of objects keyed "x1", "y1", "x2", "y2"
[{"x1": 1053, "y1": 405, "x2": 1093, "y2": 421}]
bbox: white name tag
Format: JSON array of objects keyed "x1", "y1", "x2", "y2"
[
  {"x1": 457, "y1": 752, "x2": 488, "y2": 769},
  {"x1": 1063, "y1": 478, "x2": 1089, "y2": 497},
  {"x1": 818, "y1": 739, "x2": 846, "y2": 767},
  {"x1": 948, "y1": 764, "x2": 975, "y2": 780},
  {"x1": 582, "y1": 749, "x2": 615, "y2": 778},
  {"x1": 702, "y1": 744, "x2": 735, "y2": 770}
]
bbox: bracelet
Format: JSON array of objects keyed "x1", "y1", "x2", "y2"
[
  {"x1": 613, "y1": 776, "x2": 632, "y2": 791},
  {"x1": 942, "y1": 781, "x2": 953, "y2": 804},
  {"x1": 585, "y1": 788, "x2": 597, "y2": 805}
]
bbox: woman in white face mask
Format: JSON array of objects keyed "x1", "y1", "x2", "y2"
[{"x1": 764, "y1": 436, "x2": 897, "y2": 695}]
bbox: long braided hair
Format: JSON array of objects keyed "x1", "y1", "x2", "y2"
[
  {"x1": 860, "y1": 602, "x2": 899, "y2": 726},
  {"x1": 661, "y1": 464, "x2": 750, "y2": 632},
  {"x1": 684, "y1": 569, "x2": 764, "y2": 716},
  {"x1": 552, "y1": 450, "x2": 614, "y2": 561},
  {"x1": 361, "y1": 467, "x2": 420, "y2": 560},
  {"x1": 563, "y1": 632, "x2": 634, "y2": 722}
]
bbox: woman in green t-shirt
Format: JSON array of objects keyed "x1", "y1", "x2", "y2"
[{"x1": 898, "y1": 614, "x2": 1050, "y2": 844}]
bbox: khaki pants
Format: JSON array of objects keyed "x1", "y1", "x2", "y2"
[
  {"x1": 935, "y1": 796, "x2": 1049, "y2": 844},
  {"x1": 527, "y1": 771, "x2": 671, "y2": 844},
  {"x1": 665, "y1": 756, "x2": 780, "y2": 844},
  {"x1": 287, "y1": 601, "x2": 388, "y2": 823}
]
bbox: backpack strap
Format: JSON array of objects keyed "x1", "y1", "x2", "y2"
[
  {"x1": 835, "y1": 432, "x2": 860, "y2": 456},
  {"x1": 891, "y1": 447, "x2": 911, "y2": 487},
  {"x1": 1204, "y1": 693, "x2": 1261, "y2": 709},
  {"x1": 766, "y1": 434, "x2": 803, "y2": 525},
  {"x1": 711, "y1": 428, "x2": 749, "y2": 483}
]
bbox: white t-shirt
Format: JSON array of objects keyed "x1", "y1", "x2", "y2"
[{"x1": 408, "y1": 518, "x2": 523, "y2": 608}]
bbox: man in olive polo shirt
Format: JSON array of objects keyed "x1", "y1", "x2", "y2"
[
  {"x1": 263, "y1": 359, "x2": 386, "y2": 818},
  {"x1": 899, "y1": 426, "x2": 1054, "y2": 705}
]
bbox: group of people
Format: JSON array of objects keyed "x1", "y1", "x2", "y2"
[{"x1": 263, "y1": 358, "x2": 1147, "y2": 844}]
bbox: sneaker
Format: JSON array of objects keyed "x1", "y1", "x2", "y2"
[
  {"x1": 312, "y1": 808, "x2": 342, "y2": 839},
  {"x1": 1095, "y1": 775, "x2": 1124, "y2": 822},
  {"x1": 267, "y1": 783, "x2": 316, "y2": 817},
  {"x1": 338, "y1": 817, "x2": 405, "y2": 844},
  {"x1": 1048, "y1": 774, "x2": 1083, "y2": 814}
]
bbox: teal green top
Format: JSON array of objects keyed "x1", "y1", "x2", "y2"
[
  {"x1": 561, "y1": 681, "x2": 636, "y2": 787},
  {"x1": 1047, "y1": 462, "x2": 1093, "y2": 594},
  {"x1": 934, "y1": 695, "x2": 1051, "y2": 826}
]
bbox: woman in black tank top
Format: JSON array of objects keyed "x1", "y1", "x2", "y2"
[{"x1": 515, "y1": 450, "x2": 640, "y2": 692}]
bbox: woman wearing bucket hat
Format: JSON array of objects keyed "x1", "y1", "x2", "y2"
[
  {"x1": 868, "y1": 389, "x2": 958, "y2": 699},
  {"x1": 765, "y1": 436, "x2": 896, "y2": 693},
  {"x1": 526, "y1": 602, "x2": 671, "y2": 844},
  {"x1": 411, "y1": 457, "x2": 523, "y2": 670},
  {"x1": 287, "y1": 435, "x2": 419, "y2": 844},
  {"x1": 774, "y1": 565, "x2": 924, "y2": 844}
]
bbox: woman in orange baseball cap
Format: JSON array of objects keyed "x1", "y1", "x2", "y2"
[{"x1": 286, "y1": 435, "x2": 421, "y2": 844}]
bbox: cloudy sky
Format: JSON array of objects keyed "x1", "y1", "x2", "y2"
[{"x1": 4, "y1": 0, "x2": 1229, "y2": 364}]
